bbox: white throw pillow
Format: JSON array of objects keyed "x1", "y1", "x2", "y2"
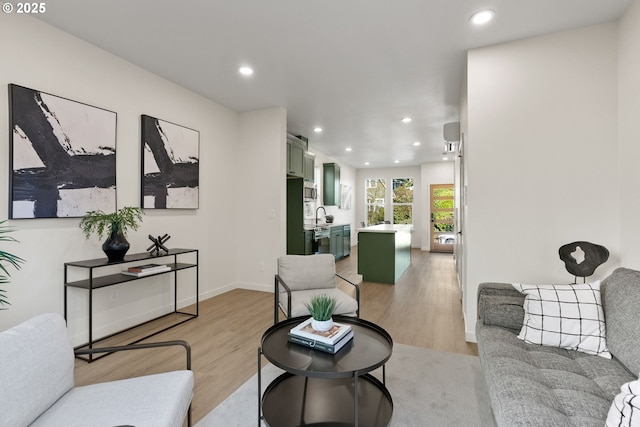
[
  {"x1": 606, "y1": 376, "x2": 640, "y2": 427},
  {"x1": 512, "y1": 281, "x2": 611, "y2": 358}
]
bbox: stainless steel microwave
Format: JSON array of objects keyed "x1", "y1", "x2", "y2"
[{"x1": 303, "y1": 182, "x2": 317, "y2": 201}]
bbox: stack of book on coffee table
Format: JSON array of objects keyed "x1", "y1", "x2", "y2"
[
  {"x1": 121, "y1": 263, "x2": 171, "y2": 277},
  {"x1": 288, "y1": 318, "x2": 354, "y2": 354}
]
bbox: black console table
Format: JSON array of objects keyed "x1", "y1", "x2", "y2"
[{"x1": 64, "y1": 248, "x2": 198, "y2": 362}]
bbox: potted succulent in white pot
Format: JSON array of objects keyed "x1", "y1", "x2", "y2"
[
  {"x1": 79, "y1": 207, "x2": 143, "y2": 262},
  {"x1": 305, "y1": 294, "x2": 337, "y2": 332},
  {"x1": 0, "y1": 220, "x2": 25, "y2": 309}
]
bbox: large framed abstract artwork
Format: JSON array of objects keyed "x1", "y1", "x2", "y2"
[
  {"x1": 141, "y1": 115, "x2": 199, "y2": 209},
  {"x1": 8, "y1": 84, "x2": 117, "y2": 219}
]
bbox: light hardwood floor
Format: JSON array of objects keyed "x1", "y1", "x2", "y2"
[{"x1": 74, "y1": 248, "x2": 476, "y2": 424}]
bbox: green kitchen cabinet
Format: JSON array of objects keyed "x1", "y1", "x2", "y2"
[
  {"x1": 304, "y1": 152, "x2": 315, "y2": 182},
  {"x1": 287, "y1": 136, "x2": 306, "y2": 178},
  {"x1": 357, "y1": 225, "x2": 412, "y2": 284},
  {"x1": 286, "y1": 178, "x2": 304, "y2": 254},
  {"x1": 304, "y1": 230, "x2": 314, "y2": 255},
  {"x1": 330, "y1": 226, "x2": 344, "y2": 259},
  {"x1": 343, "y1": 225, "x2": 351, "y2": 257},
  {"x1": 323, "y1": 163, "x2": 340, "y2": 206}
]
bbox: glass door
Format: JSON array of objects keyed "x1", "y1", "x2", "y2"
[{"x1": 430, "y1": 184, "x2": 454, "y2": 253}]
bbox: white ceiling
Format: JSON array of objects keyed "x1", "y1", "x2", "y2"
[{"x1": 36, "y1": 0, "x2": 632, "y2": 168}]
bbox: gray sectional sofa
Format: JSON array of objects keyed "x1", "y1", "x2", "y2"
[{"x1": 476, "y1": 267, "x2": 640, "y2": 427}]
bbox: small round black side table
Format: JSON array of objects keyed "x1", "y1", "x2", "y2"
[{"x1": 258, "y1": 315, "x2": 393, "y2": 427}]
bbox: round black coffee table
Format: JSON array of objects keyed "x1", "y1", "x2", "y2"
[{"x1": 258, "y1": 315, "x2": 393, "y2": 427}]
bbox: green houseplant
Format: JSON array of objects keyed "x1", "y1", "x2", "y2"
[
  {"x1": 305, "y1": 294, "x2": 337, "y2": 332},
  {"x1": 79, "y1": 207, "x2": 143, "y2": 262},
  {"x1": 0, "y1": 220, "x2": 25, "y2": 309}
]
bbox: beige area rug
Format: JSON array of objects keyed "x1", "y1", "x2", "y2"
[{"x1": 195, "y1": 343, "x2": 496, "y2": 426}]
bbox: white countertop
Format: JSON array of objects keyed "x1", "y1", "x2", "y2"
[
  {"x1": 303, "y1": 222, "x2": 349, "y2": 230},
  {"x1": 358, "y1": 224, "x2": 414, "y2": 233}
]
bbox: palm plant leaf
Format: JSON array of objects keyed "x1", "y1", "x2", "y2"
[{"x1": 0, "y1": 220, "x2": 25, "y2": 309}]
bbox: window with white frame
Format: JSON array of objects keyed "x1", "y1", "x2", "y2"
[
  {"x1": 392, "y1": 178, "x2": 413, "y2": 224},
  {"x1": 365, "y1": 179, "x2": 386, "y2": 225}
]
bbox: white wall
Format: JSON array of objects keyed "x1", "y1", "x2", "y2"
[
  {"x1": 420, "y1": 162, "x2": 455, "y2": 251},
  {"x1": 618, "y1": 0, "x2": 640, "y2": 268},
  {"x1": 464, "y1": 23, "x2": 620, "y2": 341},
  {"x1": 235, "y1": 108, "x2": 287, "y2": 292},
  {"x1": 0, "y1": 14, "x2": 285, "y2": 341},
  {"x1": 311, "y1": 150, "x2": 358, "y2": 245},
  {"x1": 356, "y1": 166, "x2": 423, "y2": 248}
]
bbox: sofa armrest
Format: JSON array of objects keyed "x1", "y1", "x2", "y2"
[
  {"x1": 75, "y1": 340, "x2": 191, "y2": 370},
  {"x1": 477, "y1": 282, "x2": 525, "y2": 331}
]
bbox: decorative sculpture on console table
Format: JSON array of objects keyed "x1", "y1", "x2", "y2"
[
  {"x1": 147, "y1": 233, "x2": 171, "y2": 256},
  {"x1": 558, "y1": 241, "x2": 609, "y2": 283}
]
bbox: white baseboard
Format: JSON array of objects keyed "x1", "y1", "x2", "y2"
[
  {"x1": 198, "y1": 284, "x2": 236, "y2": 301},
  {"x1": 466, "y1": 331, "x2": 477, "y2": 343},
  {"x1": 463, "y1": 310, "x2": 477, "y2": 343},
  {"x1": 235, "y1": 282, "x2": 272, "y2": 293}
]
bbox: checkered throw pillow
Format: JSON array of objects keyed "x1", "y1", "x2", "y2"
[
  {"x1": 512, "y1": 281, "x2": 611, "y2": 358},
  {"x1": 606, "y1": 375, "x2": 640, "y2": 427}
]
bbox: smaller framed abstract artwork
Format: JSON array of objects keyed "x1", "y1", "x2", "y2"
[
  {"x1": 8, "y1": 84, "x2": 117, "y2": 219},
  {"x1": 141, "y1": 115, "x2": 199, "y2": 209}
]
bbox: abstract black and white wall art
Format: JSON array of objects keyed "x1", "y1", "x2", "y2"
[
  {"x1": 141, "y1": 115, "x2": 199, "y2": 209},
  {"x1": 8, "y1": 84, "x2": 117, "y2": 219}
]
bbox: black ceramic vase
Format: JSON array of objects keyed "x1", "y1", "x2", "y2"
[{"x1": 102, "y1": 230, "x2": 130, "y2": 262}]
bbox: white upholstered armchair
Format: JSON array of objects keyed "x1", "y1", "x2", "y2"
[{"x1": 274, "y1": 254, "x2": 360, "y2": 324}]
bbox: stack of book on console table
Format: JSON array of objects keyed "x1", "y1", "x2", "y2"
[
  {"x1": 288, "y1": 318, "x2": 354, "y2": 354},
  {"x1": 122, "y1": 263, "x2": 171, "y2": 277}
]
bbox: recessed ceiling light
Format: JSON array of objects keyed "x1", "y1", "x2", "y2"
[
  {"x1": 401, "y1": 117, "x2": 412, "y2": 123},
  {"x1": 470, "y1": 9, "x2": 495, "y2": 25},
  {"x1": 394, "y1": 160, "x2": 400, "y2": 164},
  {"x1": 413, "y1": 141, "x2": 421, "y2": 146},
  {"x1": 443, "y1": 157, "x2": 449, "y2": 161},
  {"x1": 364, "y1": 162, "x2": 370, "y2": 166},
  {"x1": 238, "y1": 66, "x2": 254, "y2": 76},
  {"x1": 313, "y1": 127, "x2": 323, "y2": 133},
  {"x1": 345, "y1": 147, "x2": 352, "y2": 152}
]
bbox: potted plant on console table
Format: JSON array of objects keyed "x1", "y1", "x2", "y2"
[
  {"x1": 79, "y1": 206, "x2": 143, "y2": 262},
  {"x1": 305, "y1": 294, "x2": 337, "y2": 332}
]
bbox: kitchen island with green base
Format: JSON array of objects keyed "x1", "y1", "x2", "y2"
[{"x1": 357, "y1": 224, "x2": 412, "y2": 284}]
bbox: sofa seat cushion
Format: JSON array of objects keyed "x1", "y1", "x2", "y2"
[
  {"x1": 29, "y1": 370, "x2": 194, "y2": 427},
  {"x1": 279, "y1": 288, "x2": 358, "y2": 318},
  {"x1": 477, "y1": 324, "x2": 634, "y2": 427}
]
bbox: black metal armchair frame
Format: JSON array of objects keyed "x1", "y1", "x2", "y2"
[
  {"x1": 274, "y1": 273, "x2": 360, "y2": 324},
  {"x1": 75, "y1": 340, "x2": 192, "y2": 427}
]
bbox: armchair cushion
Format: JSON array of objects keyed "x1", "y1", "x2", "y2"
[
  {"x1": 278, "y1": 254, "x2": 336, "y2": 290},
  {"x1": 275, "y1": 254, "x2": 360, "y2": 323},
  {"x1": 279, "y1": 288, "x2": 359, "y2": 318},
  {"x1": 29, "y1": 371, "x2": 194, "y2": 427}
]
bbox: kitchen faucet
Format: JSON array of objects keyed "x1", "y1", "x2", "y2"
[{"x1": 315, "y1": 206, "x2": 327, "y2": 225}]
